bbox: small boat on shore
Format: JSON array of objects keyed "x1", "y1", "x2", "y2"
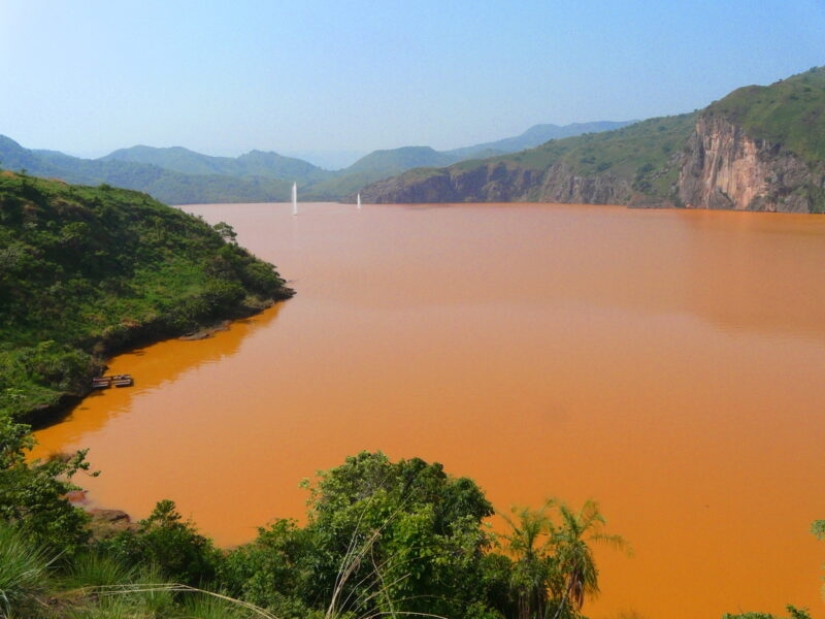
[{"x1": 92, "y1": 374, "x2": 134, "y2": 389}]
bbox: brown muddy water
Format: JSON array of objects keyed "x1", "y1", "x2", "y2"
[{"x1": 33, "y1": 202, "x2": 825, "y2": 619}]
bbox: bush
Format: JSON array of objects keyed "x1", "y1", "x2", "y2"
[
  {"x1": 102, "y1": 500, "x2": 224, "y2": 587},
  {"x1": 0, "y1": 413, "x2": 92, "y2": 555}
]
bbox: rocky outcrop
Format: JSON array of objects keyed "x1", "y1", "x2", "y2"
[
  {"x1": 363, "y1": 160, "x2": 632, "y2": 205},
  {"x1": 677, "y1": 115, "x2": 825, "y2": 213},
  {"x1": 363, "y1": 73, "x2": 825, "y2": 212},
  {"x1": 536, "y1": 162, "x2": 635, "y2": 205}
]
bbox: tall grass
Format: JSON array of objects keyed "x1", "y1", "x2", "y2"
[{"x1": 0, "y1": 524, "x2": 56, "y2": 618}]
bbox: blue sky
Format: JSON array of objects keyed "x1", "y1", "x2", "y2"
[{"x1": 1, "y1": 0, "x2": 823, "y2": 166}]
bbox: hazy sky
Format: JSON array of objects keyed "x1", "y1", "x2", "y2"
[{"x1": 1, "y1": 0, "x2": 823, "y2": 164}]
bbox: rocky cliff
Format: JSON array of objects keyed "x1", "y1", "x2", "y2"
[
  {"x1": 677, "y1": 115, "x2": 824, "y2": 213},
  {"x1": 535, "y1": 162, "x2": 636, "y2": 205},
  {"x1": 363, "y1": 68, "x2": 825, "y2": 213}
]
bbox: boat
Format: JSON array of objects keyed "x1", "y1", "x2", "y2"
[{"x1": 91, "y1": 374, "x2": 134, "y2": 389}]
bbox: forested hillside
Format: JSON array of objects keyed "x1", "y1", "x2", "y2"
[{"x1": 0, "y1": 172, "x2": 292, "y2": 423}]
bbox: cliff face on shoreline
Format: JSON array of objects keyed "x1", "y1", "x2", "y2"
[
  {"x1": 677, "y1": 115, "x2": 824, "y2": 213},
  {"x1": 536, "y1": 162, "x2": 636, "y2": 205},
  {"x1": 362, "y1": 159, "x2": 645, "y2": 205},
  {"x1": 363, "y1": 68, "x2": 825, "y2": 213},
  {"x1": 363, "y1": 113, "x2": 824, "y2": 213}
]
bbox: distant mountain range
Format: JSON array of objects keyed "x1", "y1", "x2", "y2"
[{"x1": 0, "y1": 121, "x2": 633, "y2": 205}]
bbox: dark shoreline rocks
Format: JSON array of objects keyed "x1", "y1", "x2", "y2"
[
  {"x1": 22, "y1": 285, "x2": 294, "y2": 431},
  {"x1": 88, "y1": 508, "x2": 137, "y2": 540}
]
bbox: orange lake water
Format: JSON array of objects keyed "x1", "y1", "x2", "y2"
[{"x1": 33, "y1": 201, "x2": 825, "y2": 619}]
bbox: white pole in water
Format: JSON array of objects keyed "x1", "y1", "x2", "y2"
[
  {"x1": 292, "y1": 182, "x2": 298, "y2": 216},
  {"x1": 357, "y1": 193, "x2": 361, "y2": 210}
]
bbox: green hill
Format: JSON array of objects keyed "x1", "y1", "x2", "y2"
[
  {"x1": 361, "y1": 112, "x2": 698, "y2": 205},
  {"x1": 704, "y1": 65, "x2": 825, "y2": 163},
  {"x1": 363, "y1": 67, "x2": 825, "y2": 212},
  {"x1": 0, "y1": 119, "x2": 634, "y2": 204},
  {"x1": 1, "y1": 136, "x2": 297, "y2": 205},
  {"x1": 0, "y1": 172, "x2": 293, "y2": 423},
  {"x1": 445, "y1": 120, "x2": 636, "y2": 158},
  {"x1": 102, "y1": 145, "x2": 331, "y2": 183}
]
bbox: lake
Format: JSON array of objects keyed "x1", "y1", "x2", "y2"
[{"x1": 33, "y1": 201, "x2": 825, "y2": 619}]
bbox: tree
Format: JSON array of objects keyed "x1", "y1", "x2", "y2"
[
  {"x1": 722, "y1": 606, "x2": 811, "y2": 619},
  {"x1": 813, "y1": 519, "x2": 825, "y2": 599},
  {"x1": 103, "y1": 499, "x2": 223, "y2": 586},
  {"x1": 0, "y1": 412, "x2": 92, "y2": 555},
  {"x1": 500, "y1": 499, "x2": 628, "y2": 619},
  {"x1": 222, "y1": 518, "x2": 318, "y2": 616},
  {"x1": 213, "y1": 221, "x2": 238, "y2": 245},
  {"x1": 302, "y1": 451, "x2": 496, "y2": 619},
  {"x1": 550, "y1": 499, "x2": 628, "y2": 616},
  {"x1": 500, "y1": 502, "x2": 556, "y2": 619}
]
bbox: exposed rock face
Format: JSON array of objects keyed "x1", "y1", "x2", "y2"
[
  {"x1": 88, "y1": 508, "x2": 137, "y2": 540},
  {"x1": 364, "y1": 111, "x2": 824, "y2": 213},
  {"x1": 678, "y1": 115, "x2": 824, "y2": 213},
  {"x1": 363, "y1": 161, "x2": 631, "y2": 205},
  {"x1": 363, "y1": 163, "x2": 544, "y2": 203},
  {"x1": 536, "y1": 163, "x2": 635, "y2": 205}
]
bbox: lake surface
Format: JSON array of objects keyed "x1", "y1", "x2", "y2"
[{"x1": 33, "y1": 202, "x2": 825, "y2": 619}]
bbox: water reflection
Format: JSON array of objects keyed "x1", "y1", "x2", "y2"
[{"x1": 31, "y1": 306, "x2": 283, "y2": 456}]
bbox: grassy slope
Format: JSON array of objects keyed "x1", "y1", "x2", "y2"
[
  {"x1": 705, "y1": 66, "x2": 825, "y2": 163},
  {"x1": 0, "y1": 172, "x2": 292, "y2": 421},
  {"x1": 368, "y1": 67, "x2": 825, "y2": 206},
  {"x1": 387, "y1": 112, "x2": 699, "y2": 203}
]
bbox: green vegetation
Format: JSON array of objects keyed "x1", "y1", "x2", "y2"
[
  {"x1": 1, "y1": 406, "x2": 821, "y2": 619},
  {"x1": 505, "y1": 112, "x2": 698, "y2": 200},
  {"x1": 501, "y1": 500, "x2": 629, "y2": 619},
  {"x1": 0, "y1": 172, "x2": 292, "y2": 423},
  {"x1": 706, "y1": 66, "x2": 825, "y2": 163},
  {"x1": 0, "y1": 121, "x2": 637, "y2": 205},
  {"x1": 3, "y1": 433, "x2": 822, "y2": 619},
  {"x1": 0, "y1": 427, "x2": 632, "y2": 619},
  {"x1": 362, "y1": 66, "x2": 825, "y2": 209},
  {"x1": 722, "y1": 607, "x2": 813, "y2": 619},
  {"x1": 370, "y1": 112, "x2": 698, "y2": 205}
]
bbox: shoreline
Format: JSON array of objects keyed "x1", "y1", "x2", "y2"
[{"x1": 22, "y1": 286, "x2": 294, "y2": 431}]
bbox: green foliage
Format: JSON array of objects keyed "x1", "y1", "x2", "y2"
[
  {"x1": 220, "y1": 454, "x2": 630, "y2": 619},
  {"x1": 0, "y1": 412, "x2": 92, "y2": 555},
  {"x1": 102, "y1": 499, "x2": 223, "y2": 587},
  {"x1": 0, "y1": 173, "x2": 291, "y2": 422},
  {"x1": 814, "y1": 519, "x2": 825, "y2": 600},
  {"x1": 504, "y1": 112, "x2": 698, "y2": 199},
  {"x1": 63, "y1": 551, "x2": 138, "y2": 589},
  {"x1": 219, "y1": 452, "x2": 508, "y2": 619},
  {"x1": 61, "y1": 565, "x2": 179, "y2": 619},
  {"x1": 221, "y1": 519, "x2": 316, "y2": 612},
  {"x1": 302, "y1": 451, "x2": 496, "y2": 619},
  {"x1": 500, "y1": 499, "x2": 629, "y2": 619},
  {"x1": 0, "y1": 523, "x2": 56, "y2": 619},
  {"x1": 386, "y1": 113, "x2": 698, "y2": 205},
  {"x1": 722, "y1": 605, "x2": 812, "y2": 619},
  {"x1": 17, "y1": 445, "x2": 825, "y2": 619}
]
